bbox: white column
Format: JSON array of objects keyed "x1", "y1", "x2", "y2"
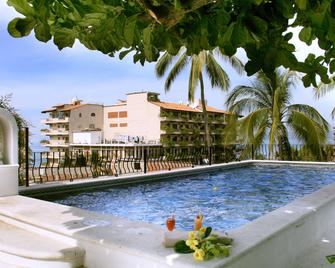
[{"x1": 0, "y1": 108, "x2": 19, "y2": 196}]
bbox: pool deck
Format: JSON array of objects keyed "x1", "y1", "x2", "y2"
[{"x1": 3, "y1": 160, "x2": 335, "y2": 267}]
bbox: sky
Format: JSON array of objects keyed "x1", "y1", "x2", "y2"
[{"x1": 0, "y1": 2, "x2": 334, "y2": 148}]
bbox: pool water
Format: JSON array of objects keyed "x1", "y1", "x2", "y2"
[{"x1": 42, "y1": 165, "x2": 335, "y2": 231}]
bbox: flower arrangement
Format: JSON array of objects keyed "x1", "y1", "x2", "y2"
[{"x1": 174, "y1": 226, "x2": 233, "y2": 261}]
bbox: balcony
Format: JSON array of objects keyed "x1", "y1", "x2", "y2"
[
  {"x1": 41, "y1": 129, "x2": 69, "y2": 136},
  {"x1": 41, "y1": 117, "x2": 69, "y2": 124},
  {"x1": 41, "y1": 140, "x2": 69, "y2": 147},
  {"x1": 48, "y1": 143, "x2": 69, "y2": 148}
]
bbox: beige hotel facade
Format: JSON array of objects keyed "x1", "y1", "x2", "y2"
[{"x1": 41, "y1": 92, "x2": 230, "y2": 152}]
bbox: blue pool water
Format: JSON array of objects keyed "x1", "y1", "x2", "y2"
[{"x1": 42, "y1": 164, "x2": 335, "y2": 231}]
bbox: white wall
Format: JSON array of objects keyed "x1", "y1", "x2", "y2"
[
  {"x1": 72, "y1": 131, "x2": 102, "y2": 144},
  {"x1": 103, "y1": 93, "x2": 161, "y2": 142},
  {"x1": 103, "y1": 104, "x2": 128, "y2": 140},
  {"x1": 126, "y1": 93, "x2": 161, "y2": 141}
]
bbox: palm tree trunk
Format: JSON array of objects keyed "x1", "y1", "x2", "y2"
[{"x1": 199, "y1": 73, "x2": 211, "y2": 150}]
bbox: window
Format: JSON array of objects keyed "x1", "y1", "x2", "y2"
[
  {"x1": 108, "y1": 112, "x2": 118, "y2": 118},
  {"x1": 120, "y1": 123, "x2": 128, "y2": 127},
  {"x1": 91, "y1": 113, "x2": 96, "y2": 117},
  {"x1": 119, "y1": 111, "x2": 127, "y2": 118},
  {"x1": 79, "y1": 113, "x2": 82, "y2": 118},
  {"x1": 110, "y1": 123, "x2": 118, "y2": 128}
]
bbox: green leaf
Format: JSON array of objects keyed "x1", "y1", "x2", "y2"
[
  {"x1": 327, "y1": 18, "x2": 335, "y2": 42},
  {"x1": 284, "y1": 32, "x2": 293, "y2": 41},
  {"x1": 330, "y1": 60, "x2": 335, "y2": 73},
  {"x1": 119, "y1": 48, "x2": 133, "y2": 60},
  {"x1": 53, "y1": 28, "x2": 76, "y2": 50},
  {"x1": 174, "y1": 0, "x2": 182, "y2": 9},
  {"x1": 299, "y1": 27, "x2": 312, "y2": 45},
  {"x1": 253, "y1": 0, "x2": 264, "y2": 5},
  {"x1": 7, "y1": 17, "x2": 35, "y2": 38},
  {"x1": 245, "y1": 60, "x2": 261, "y2": 76},
  {"x1": 302, "y1": 74, "x2": 311, "y2": 87},
  {"x1": 174, "y1": 240, "x2": 194, "y2": 254},
  {"x1": 220, "y1": 245, "x2": 231, "y2": 257},
  {"x1": 142, "y1": 26, "x2": 153, "y2": 61},
  {"x1": 295, "y1": 0, "x2": 307, "y2": 10},
  {"x1": 204, "y1": 227, "x2": 212, "y2": 238},
  {"x1": 327, "y1": 255, "x2": 335, "y2": 264},
  {"x1": 7, "y1": 0, "x2": 34, "y2": 16},
  {"x1": 124, "y1": 16, "x2": 137, "y2": 45},
  {"x1": 232, "y1": 21, "x2": 248, "y2": 46},
  {"x1": 34, "y1": 23, "x2": 51, "y2": 42}
]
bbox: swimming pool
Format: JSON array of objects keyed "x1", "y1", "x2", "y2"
[{"x1": 41, "y1": 164, "x2": 335, "y2": 231}]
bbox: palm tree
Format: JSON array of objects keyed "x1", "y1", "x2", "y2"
[
  {"x1": 314, "y1": 77, "x2": 335, "y2": 119},
  {"x1": 225, "y1": 70, "x2": 329, "y2": 160},
  {"x1": 155, "y1": 48, "x2": 243, "y2": 148}
]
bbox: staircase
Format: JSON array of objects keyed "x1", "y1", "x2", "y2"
[{"x1": 0, "y1": 220, "x2": 85, "y2": 268}]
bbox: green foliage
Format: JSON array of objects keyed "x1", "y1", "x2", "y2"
[
  {"x1": 174, "y1": 240, "x2": 194, "y2": 254},
  {"x1": 225, "y1": 70, "x2": 329, "y2": 160},
  {"x1": 326, "y1": 254, "x2": 335, "y2": 264},
  {"x1": 7, "y1": 0, "x2": 335, "y2": 86},
  {"x1": 174, "y1": 227, "x2": 233, "y2": 261},
  {"x1": 75, "y1": 154, "x2": 87, "y2": 167},
  {"x1": 62, "y1": 153, "x2": 72, "y2": 167}
]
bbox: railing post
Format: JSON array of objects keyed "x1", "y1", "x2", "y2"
[
  {"x1": 25, "y1": 127, "x2": 29, "y2": 187},
  {"x1": 144, "y1": 148, "x2": 147, "y2": 174},
  {"x1": 209, "y1": 146, "x2": 212, "y2": 166},
  {"x1": 251, "y1": 144, "x2": 254, "y2": 160}
]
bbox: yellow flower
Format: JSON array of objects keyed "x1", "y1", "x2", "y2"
[
  {"x1": 186, "y1": 239, "x2": 199, "y2": 250},
  {"x1": 198, "y1": 227, "x2": 206, "y2": 234},
  {"x1": 188, "y1": 231, "x2": 196, "y2": 240},
  {"x1": 193, "y1": 249, "x2": 205, "y2": 261}
]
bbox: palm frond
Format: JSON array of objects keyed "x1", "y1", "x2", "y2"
[
  {"x1": 164, "y1": 52, "x2": 189, "y2": 92},
  {"x1": 226, "y1": 85, "x2": 270, "y2": 114},
  {"x1": 205, "y1": 52, "x2": 230, "y2": 90},
  {"x1": 287, "y1": 104, "x2": 329, "y2": 133},
  {"x1": 155, "y1": 52, "x2": 174, "y2": 77},
  {"x1": 238, "y1": 108, "x2": 269, "y2": 145},
  {"x1": 216, "y1": 48, "x2": 245, "y2": 75},
  {"x1": 287, "y1": 110, "x2": 327, "y2": 157},
  {"x1": 314, "y1": 76, "x2": 335, "y2": 99},
  {"x1": 187, "y1": 55, "x2": 201, "y2": 102}
]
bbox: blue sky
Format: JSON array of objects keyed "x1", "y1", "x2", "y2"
[{"x1": 0, "y1": 2, "x2": 334, "y2": 148}]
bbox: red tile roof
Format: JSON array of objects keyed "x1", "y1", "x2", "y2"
[{"x1": 150, "y1": 101, "x2": 229, "y2": 114}]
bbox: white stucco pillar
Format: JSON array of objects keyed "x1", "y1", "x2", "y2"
[{"x1": 0, "y1": 108, "x2": 19, "y2": 196}]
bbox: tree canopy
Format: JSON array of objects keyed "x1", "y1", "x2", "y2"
[{"x1": 6, "y1": 0, "x2": 335, "y2": 87}]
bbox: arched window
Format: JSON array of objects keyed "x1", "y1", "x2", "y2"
[{"x1": 91, "y1": 113, "x2": 96, "y2": 117}]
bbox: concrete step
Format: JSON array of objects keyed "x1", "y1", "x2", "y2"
[{"x1": 0, "y1": 221, "x2": 85, "y2": 268}]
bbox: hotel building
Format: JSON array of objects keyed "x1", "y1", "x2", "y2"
[
  {"x1": 41, "y1": 92, "x2": 229, "y2": 150},
  {"x1": 41, "y1": 99, "x2": 103, "y2": 152}
]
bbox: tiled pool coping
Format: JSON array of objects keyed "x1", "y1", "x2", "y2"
[{"x1": 6, "y1": 160, "x2": 335, "y2": 267}]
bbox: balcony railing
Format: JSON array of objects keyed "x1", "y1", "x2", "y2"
[
  {"x1": 41, "y1": 117, "x2": 70, "y2": 124},
  {"x1": 41, "y1": 129, "x2": 69, "y2": 135},
  {"x1": 19, "y1": 144, "x2": 335, "y2": 185}
]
